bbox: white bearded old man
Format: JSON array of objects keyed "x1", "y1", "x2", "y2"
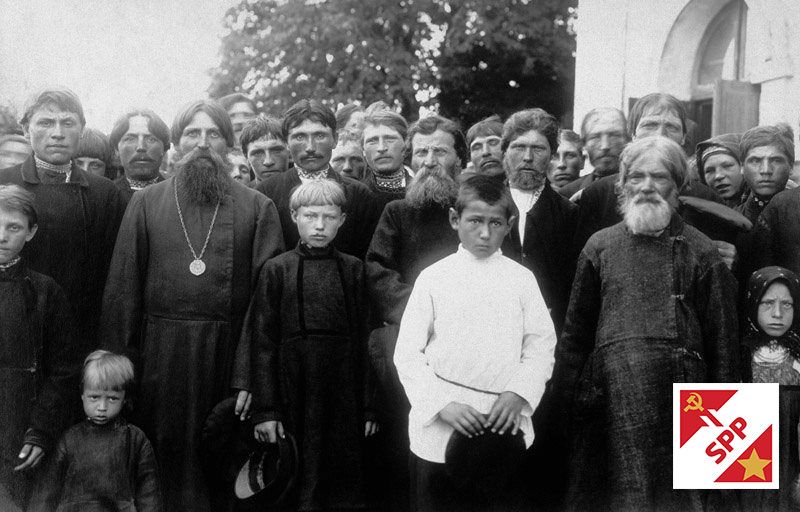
[{"x1": 550, "y1": 135, "x2": 739, "y2": 511}]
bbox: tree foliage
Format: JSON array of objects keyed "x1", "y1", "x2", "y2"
[{"x1": 209, "y1": 0, "x2": 576, "y2": 127}]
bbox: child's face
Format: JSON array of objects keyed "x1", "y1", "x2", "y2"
[
  {"x1": 82, "y1": 388, "x2": 125, "y2": 425},
  {"x1": 757, "y1": 282, "x2": 794, "y2": 338},
  {"x1": 291, "y1": 205, "x2": 345, "y2": 248},
  {"x1": 449, "y1": 200, "x2": 514, "y2": 259},
  {"x1": 0, "y1": 207, "x2": 37, "y2": 265}
]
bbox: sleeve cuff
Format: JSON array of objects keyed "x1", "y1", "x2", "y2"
[
  {"x1": 23, "y1": 428, "x2": 50, "y2": 450},
  {"x1": 251, "y1": 410, "x2": 283, "y2": 424}
]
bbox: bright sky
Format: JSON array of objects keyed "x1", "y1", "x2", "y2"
[{"x1": 0, "y1": 0, "x2": 238, "y2": 133}]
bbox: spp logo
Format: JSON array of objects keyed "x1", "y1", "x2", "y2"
[{"x1": 673, "y1": 383, "x2": 778, "y2": 489}]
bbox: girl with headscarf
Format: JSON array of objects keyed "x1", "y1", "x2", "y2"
[
  {"x1": 742, "y1": 266, "x2": 800, "y2": 383},
  {"x1": 696, "y1": 132, "x2": 748, "y2": 209},
  {"x1": 740, "y1": 266, "x2": 800, "y2": 511}
]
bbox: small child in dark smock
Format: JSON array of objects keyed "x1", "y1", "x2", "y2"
[{"x1": 29, "y1": 350, "x2": 162, "y2": 511}]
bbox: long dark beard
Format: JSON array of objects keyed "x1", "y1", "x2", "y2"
[
  {"x1": 405, "y1": 167, "x2": 459, "y2": 208},
  {"x1": 175, "y1": 148, "x2": 233, "y2": 205}
]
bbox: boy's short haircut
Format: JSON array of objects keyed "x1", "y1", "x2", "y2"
[
  {"x1": 362, "y1": 108, "x2": 408, "y2": 142},
  {"x1": 559, "y1": 128, "x2": 584, "y2": 152},
  {"x1": 76, "y1": 128, "x2": 113, "y2": 167},
  {"x1": 466, "y1": 115, "x2": 503, "y2": 148},
  {"x1": 454, "y1": 174, "x2": 516, "y2": 221},
  {"x1": 283, "y1": 99, "x2": 337, "y2": 141},
  {"x1": 335, "y1": 103, "x2": 364, "y2": 132},
  {"x1": 240, "y1": 114, "x2": 285, "y2": 155},
  {"x1": 218, "y1": 93, "x2": 258, "y2": 114},
  {"x1": 289, "y1": 179, "x2": 347, "y2": 212},
  {"x1": 82, "y1": 349, "x2": 135, "y2": 395},
  {"x1": 0, "y1": 184, "x2": 37, "y2": 228},
  {"x1": 20, "y1": 87, "x2": 86, "y2": 128}
]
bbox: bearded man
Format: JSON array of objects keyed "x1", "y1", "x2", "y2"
[
  {"x1": 108, "y1": 109, "x2": 170, "y2": 203},
  {"x1": 0, "y1": 88, "x2": 126, "y2": 349},
  {"x1": 550, "y1": 136, "x2": 738, "y2": 512},
  {"x1": 365, "y1": 114, "x2": 465, "y2": 512},
  {"x1": 100, "y1": 99, "x2": 284, "y2": 511},
  {"x1": 499, "y1": 108, "x2": 577, "y2": 335}
]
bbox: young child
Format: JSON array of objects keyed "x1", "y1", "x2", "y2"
[
  {"x1": 0, "y1": 184, "x2": 80, "y2": 511},
  {"x1": 740, "y1": 266, "x2": 800, "y2": 512},
  {"x1": 393, "y1": 174, "x2": 556, "y2": 511},
  {"x1": 29, "y1": 350, "x2": 162, "y2": 511},
  {"x1": 743, "y1": 266, "x2": 800, "y2": 384},
  {"x1": 245, "y1": 179, "x2": 377, "y2": 511}
]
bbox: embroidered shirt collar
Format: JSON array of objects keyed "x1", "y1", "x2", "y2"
[
  {"x1": 0, "y1": 256, "x2": 21, "y2": 271},
  {"x1": 374, "y1": 168, "x2": 406, "y2": 190},
  {"x1": 127, "y1": 176, "x2": 160, "y2": 191},
  {"x1": 295, "y1": 164, "x2": 331, "y2": 181},
  {"x1": 35, "y1": 156, "x2": 72, "y2": 182}
]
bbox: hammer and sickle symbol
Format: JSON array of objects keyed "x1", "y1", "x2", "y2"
[{"x1": 683, "y1": 392, "x2": 704, "y2": 412}]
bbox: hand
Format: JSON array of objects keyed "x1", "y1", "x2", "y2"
[
  {"x1": 486, "y1": 391, "x2": 527, "y2": 435},
  {"x1": 14, "y1": 444, "x2": 44, "y2": 471},
  {"x1": 364, "y1": 420, "x2": 380, "y2": 437},
  {"x1": 438, "y1": 402, "x2": 486, "y2": 438},
  {"x1": 234, "y1": 390, "x2": 252, "y2": 421},
  {"x1": 713, "y1": 240, "x2": 736, "y2": 270},
  {"x1": 254, "y1": 420, "x2": 284, "y2": 444}
]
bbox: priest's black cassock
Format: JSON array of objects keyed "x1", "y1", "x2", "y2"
[{"x1": 100, "y1": 178, "x2": 284, "y2": 511}]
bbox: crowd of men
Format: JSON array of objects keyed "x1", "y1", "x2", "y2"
[{"x1": 0, "y1": 85, "x2": 797, "y2": 512}]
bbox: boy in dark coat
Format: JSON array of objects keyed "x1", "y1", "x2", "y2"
[
  {"x1": 0, "y1": 184, "x2": 80, "y2": 511},
  {"x1": 245, "y1": 179, "x2": 378, "y2": 511}
]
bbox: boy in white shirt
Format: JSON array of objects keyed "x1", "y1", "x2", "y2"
[{"x1": 394, "y1": 174, "x2": 556, "y2": 511}]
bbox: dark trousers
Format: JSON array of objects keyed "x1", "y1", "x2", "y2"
[{"x1": 411, "y1": 456, "x2": 529, "y2": 512}]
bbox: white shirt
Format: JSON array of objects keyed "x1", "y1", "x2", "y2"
[
  {"x1": 393, "y1": 245, "x2": 556, "y2": 462},
  {"x1": 510, "y1": 186, "x2": 543, "y2": 243}
]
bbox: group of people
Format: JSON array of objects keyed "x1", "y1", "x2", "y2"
[{"x1": 0, "y1": 85, "x2": 798, "y2": 512}]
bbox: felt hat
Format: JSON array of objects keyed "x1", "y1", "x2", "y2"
[
  {"x1": 200, "y1": 396, "x2": 255, "y2": 486},
  {"x1": 444, "y1": 429, "x2": 526, "y2": 493},
  {"x1": 234, "y1": 432, "x2": 298, "y2": 507}
]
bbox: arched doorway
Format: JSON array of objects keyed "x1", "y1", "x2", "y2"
[{"x1": 658, "y1": 0, "x2": 758, "y2": 144}]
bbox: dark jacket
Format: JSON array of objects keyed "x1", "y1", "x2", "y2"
[
  {"x1": 365, "y1": 199, "x2": 460, "y2": 326},
  {"x1": 29, "y1": 419, "x2": 162, "y2": 512},
  {"x1": 501, "y1": 182, "x2": 578, "y2": 335},
  {"x1": 0, "y1": 156, "x2": 126, "y2": 349},
  {"x1": 551, "y1": 215, "x2": 739, "y2": 511},
  {"x1": 0, "y1": 261, "x2": 81, "y2": 510},
  {"x1": 257, "y1": 168, "x2": 382, "y2": 259},
  {"x1": 558, "y1": 172, "x2": 602, "y2": 199},
  {"x1": 750, "y1": 188, "x2": 800, "y2": 277}
]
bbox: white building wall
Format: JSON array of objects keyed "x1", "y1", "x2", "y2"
[{"x1": 574, "y1": 0, "x2": 800, "y2": 149}]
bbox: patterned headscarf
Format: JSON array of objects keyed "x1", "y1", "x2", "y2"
[{"x1": 744, "y1": 266, "x2": 800, "y2": 358}]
